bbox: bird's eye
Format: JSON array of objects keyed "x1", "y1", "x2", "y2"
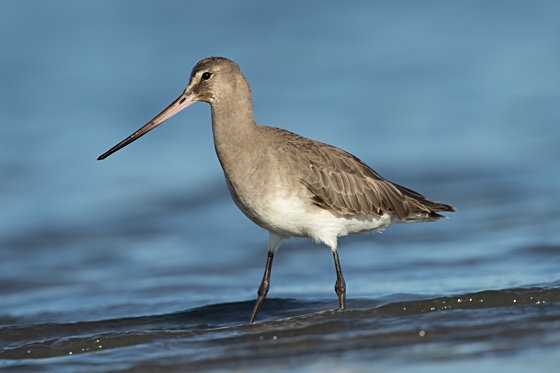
[{"x1": 202, "y1": 72, "x2": 212, "y2": 80}]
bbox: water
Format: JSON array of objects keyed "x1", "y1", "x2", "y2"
[{"x1": 1, "y1": 1, "x2": 559, "y2": 371}]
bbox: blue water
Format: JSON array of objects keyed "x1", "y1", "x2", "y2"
[{"x1": 1, "y1": 1, "x2": 560, "y2": 372}]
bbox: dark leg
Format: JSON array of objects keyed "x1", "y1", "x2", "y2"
[
  {"x1": 332, "y1": 249, "x2": 346, "y2": 309},
  {"x1": 249, "y1": 250, "x2": 274, "y2": 323}
]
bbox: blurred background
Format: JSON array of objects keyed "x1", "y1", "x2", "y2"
[{"x1": 0, "y1": 0, "x2": 559, "y2": 370}]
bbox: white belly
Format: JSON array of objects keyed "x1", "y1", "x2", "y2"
[
  {"x1": 224, "y1": 170, "x2": 404, "y2": 249},
  {"x1": 257, "y1": 192, "x2": 398, "y2": 248}
]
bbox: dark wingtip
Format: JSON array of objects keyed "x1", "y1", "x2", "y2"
[
  {"x1": 442, "y1": 204, "x2": 458, "y2": 213},
  {"x1": 430, "y1": 203, "x2": 457, "y2": 215},
  {"x1": 429, "y1": 204, "x2": 457, "y2": 220}
]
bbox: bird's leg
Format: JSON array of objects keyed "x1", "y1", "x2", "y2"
[
  {"x1": 249, "y1": 250, "x2": 274, "y2": 323},
  {"x1": 249, "y1": 233, "x2": 283, "y2": 323},
  {"x1": 332, "y1": 249, "x2": 346, "y2": 309}
]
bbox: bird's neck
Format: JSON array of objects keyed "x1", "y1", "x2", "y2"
[{"x1": 211, "y1": 93, "x2": 260, "y2": 175}]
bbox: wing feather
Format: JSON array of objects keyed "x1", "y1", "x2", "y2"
[{"x1": 275, "y1": 127, "x2": 456, "y2": 219}]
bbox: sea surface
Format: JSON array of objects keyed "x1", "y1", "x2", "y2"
[{"x1": 1, "y1": 1, "x2": 559, "y2": 372}]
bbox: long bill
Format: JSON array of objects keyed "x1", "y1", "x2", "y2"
[{"x1": 97, "y1": 92, "x2": 196, "y2": 160}]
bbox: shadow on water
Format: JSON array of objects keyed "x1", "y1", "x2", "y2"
[{"x1": 1, "y1": 284, "x2": 559, "y2": 371}]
